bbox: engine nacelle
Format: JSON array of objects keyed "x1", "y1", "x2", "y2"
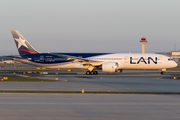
[{"x1": 102, "y1": 62, "x2": 119, "y2": 72}]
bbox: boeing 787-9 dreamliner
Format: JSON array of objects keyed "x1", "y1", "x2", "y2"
[{"x1": 10, "y1": 29, "x2": 177, "y2": 75}]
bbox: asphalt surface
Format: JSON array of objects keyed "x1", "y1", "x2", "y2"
[
  {"x1": 0, "y1": 71, "x2": 180, "y2": 120},
  {"x1": 0, "y1": 71, "x2": 180, "y2": 92},
  {"x1": 0, "y1": 93, "x2": 180, "y2": 120}
]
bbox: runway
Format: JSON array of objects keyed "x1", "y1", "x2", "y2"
[
  {"x1": 0, "y1": 71, "x2": 180, "y2": 92},
  {"x1": 0, "y1": 93, "x2": 180, "y2": 120},
  {"x1": 0, "y1": 71, "x2": 180, "y2": 119}
]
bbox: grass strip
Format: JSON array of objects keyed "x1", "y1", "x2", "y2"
[
  {"x1": 176, "y1": 77, "x2": 180, "y2": 80},
  {"x1": 0, "y1": 91, "x2": 179, "y2": 94}
]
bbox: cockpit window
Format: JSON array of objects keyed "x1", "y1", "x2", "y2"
[{"x1": 168, "y1": 58, "x2": 173, "y2": 61}]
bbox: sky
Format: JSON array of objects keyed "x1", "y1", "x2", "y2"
[{"x1": 0, "y1": 0, "x2": 180, "y2": 55}]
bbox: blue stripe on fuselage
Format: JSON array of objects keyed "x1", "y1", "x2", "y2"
[{"x1": 21, "y1": 53, "x2": 110, "y2": 64}]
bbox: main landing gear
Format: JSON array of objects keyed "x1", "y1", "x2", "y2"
[{"x1": 86, "y1": 71, "x2": 98, "y2": 75}]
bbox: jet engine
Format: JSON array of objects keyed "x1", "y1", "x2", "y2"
[{"x1": 102, "y1": 62, "x2": 119, "y2": 72}]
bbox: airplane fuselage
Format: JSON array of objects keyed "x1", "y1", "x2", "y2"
[{"x1": 17, "y1": 53, "x2": 177, "y2": 70}]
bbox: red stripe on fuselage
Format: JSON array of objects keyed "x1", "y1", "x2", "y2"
[{"x1": 19, "y1": 49, "x2": 37, "y2": 54}]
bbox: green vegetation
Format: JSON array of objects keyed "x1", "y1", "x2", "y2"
[{"x1": 1, "y1": 77, "x2": 53, "y2": 82}]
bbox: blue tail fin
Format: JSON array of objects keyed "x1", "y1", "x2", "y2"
[{"x1": 10, "y1": 29, "x2": 39, "y2": 56}]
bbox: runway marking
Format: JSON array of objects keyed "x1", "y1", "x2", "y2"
[{"x1": 0, "y1": 103, "x2": 180, "y2": 105}]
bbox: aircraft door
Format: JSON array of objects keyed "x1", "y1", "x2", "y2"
[
  {"x1": 157, "y1": 57, "x2": 162, "y2": 63},
  {"x1": 124, "y1": 56, "x2": 129, "y2": 63}
]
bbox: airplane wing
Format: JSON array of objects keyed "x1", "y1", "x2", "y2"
[{"x1": 48, "y1": 53, "x2": 103, "y2": 68}]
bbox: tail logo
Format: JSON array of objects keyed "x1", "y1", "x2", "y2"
[{"x1": 14, "y1": 37, "x2": 28, "y2": 49}]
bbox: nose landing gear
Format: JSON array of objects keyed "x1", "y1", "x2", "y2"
[{"x1": 161, "y1": 69, "x2": 166, "y2": 75}]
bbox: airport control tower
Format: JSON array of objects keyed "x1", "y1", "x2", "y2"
[{"x1": 140, "y1": 37, "x2": 147, "y2": 53}]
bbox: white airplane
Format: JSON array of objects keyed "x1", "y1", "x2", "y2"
[
  {"x1": 10, "y1": 29, "x2": 177, "y2": 75},
  {"x1": 0, "y1": 59, "x2": 15, "y2": 64}
]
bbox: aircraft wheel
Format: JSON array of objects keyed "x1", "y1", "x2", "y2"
[
  {"x1": 94, "y1": 71, "x2": 98, "y2": 75},
  {"x1": 161, "y1": 71, "x2": 164, "y2": 75},
  {"x1": 86, "y1": 71, "x2": 90, "y2": 75},
  {"x1": 90, "y1": 71, "x2": 94, "y2": 75}
]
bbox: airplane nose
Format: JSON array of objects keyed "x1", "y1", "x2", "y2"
[
  {"x1": 166, "y1": 61, "x2": 178, "y2": 68},
  {"x1": 174, "y1": 62, "x2": 178, "y2": 67}
]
